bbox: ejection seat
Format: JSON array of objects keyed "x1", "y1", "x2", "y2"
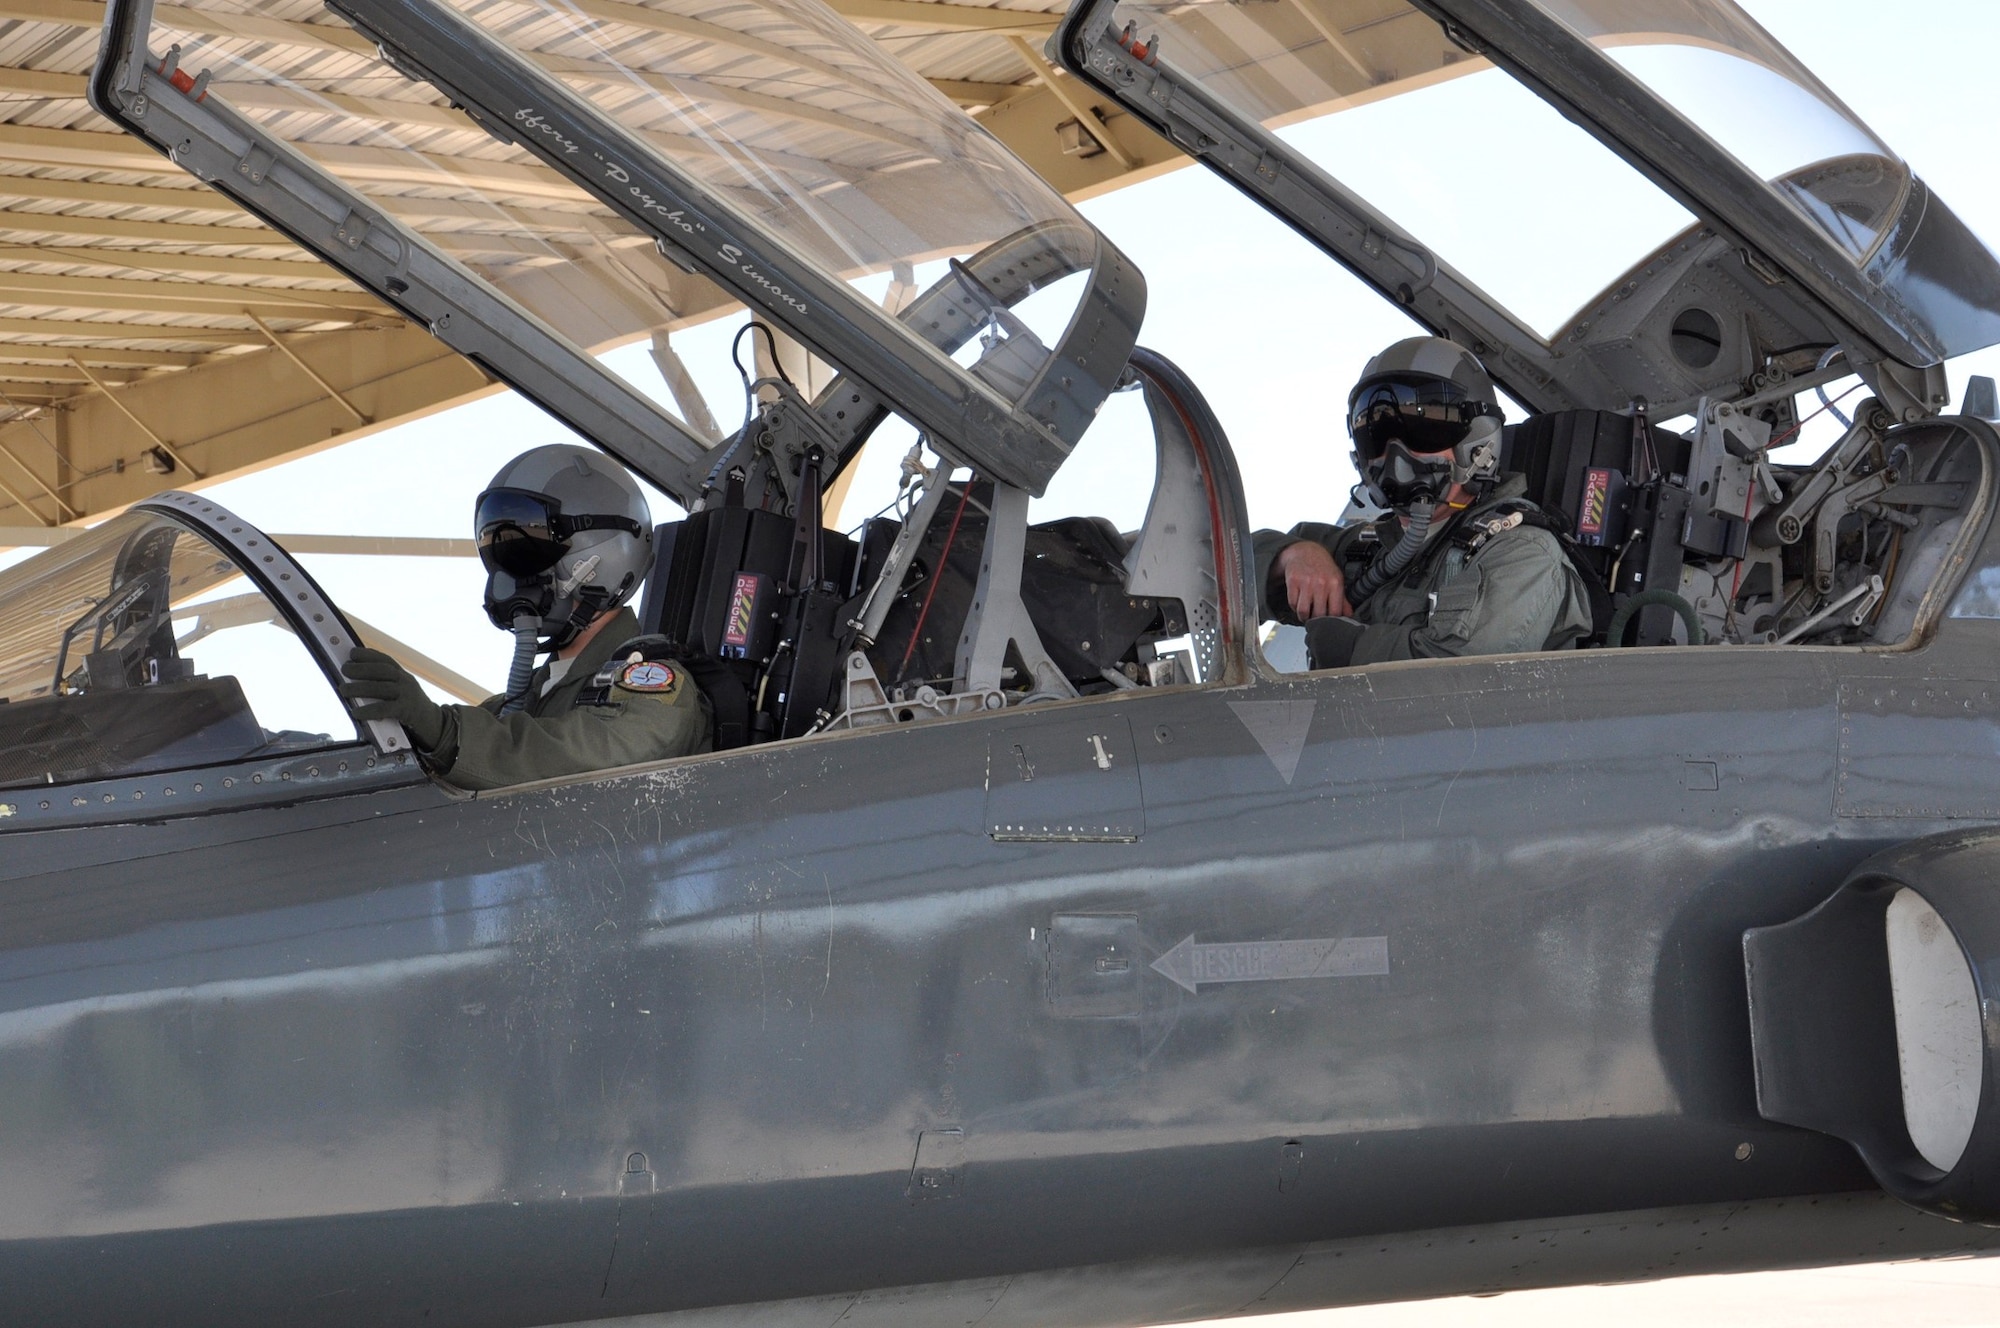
[
  {"x1": 634, "y1": 346, "x2": 1248, "y2": 746},
  {"x1": 1502, "y1": 409, "x2": 1700, "y2": 646}
]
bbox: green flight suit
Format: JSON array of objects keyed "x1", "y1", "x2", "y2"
[
  {"x1": 421, "y1": 607, "x2": 712, "y2": 791},
  {"x1": 1253, "y1": 474, "x2": 1594, "y2": 666}
]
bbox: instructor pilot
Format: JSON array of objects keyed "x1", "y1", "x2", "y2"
[
  {"x1": 1255, "y1": 337, "x2": 1592, "y2": 668},
  {"x1": 338, "y1": 444, "x2": 711, "y2": 789}
]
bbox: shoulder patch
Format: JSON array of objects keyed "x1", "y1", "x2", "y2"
[{"x1": 616, "y1": 660, "x2": 678, "y2": 694}]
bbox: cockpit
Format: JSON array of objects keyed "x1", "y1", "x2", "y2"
[{"x1": 2, "y1": 0, "x2": 1998, "y2": 810}]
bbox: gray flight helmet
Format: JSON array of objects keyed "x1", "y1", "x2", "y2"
[
  {"x1": 1348, "y1": 336, "x2": 1505, "y2": 506},
  {"x1": 476, "y1": 443, "x2": 654, "y2": 654}
]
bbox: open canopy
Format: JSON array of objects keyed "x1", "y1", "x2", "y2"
[
  {"x1": 1058, "y1": 0, "x2": 2000, "y2": 414},
  {"x1": 93, "y1": 0, "x2": 1145, "y2": 500}
]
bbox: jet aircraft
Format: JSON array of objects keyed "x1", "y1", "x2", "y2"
[{"x1": 4, "y1": 0, "x2": 2000, "y2": 1325}]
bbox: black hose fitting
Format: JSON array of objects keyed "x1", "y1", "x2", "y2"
[{"x1": 1606, "y1": 589, "x2": 1705, "y2": 647}]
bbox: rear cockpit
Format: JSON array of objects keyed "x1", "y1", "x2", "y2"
[{"x1": 1501, "y1": 396, "x2": 1993, "y2": 649}]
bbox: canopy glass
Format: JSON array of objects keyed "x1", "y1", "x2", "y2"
[
  {"x1": 128, "y1": 0, "x2": 1120, "y2": 485},
  {"x1": 0, "y1": 510, "x2": 350, "y2": 789},
  {"x1": 1104, "y1": 0, "x2": 1693, "y2": 335},
  {"x1": 1528, "y1": 0, "x2": 1909, "y2": 263}
]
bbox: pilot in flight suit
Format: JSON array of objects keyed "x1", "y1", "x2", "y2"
[
  {"x1": 1253, "y1": 337, "x2": 1592, "y2": 668},
  {"x1": 338, "y1": 444, "x2": 711, "y2": 791}
]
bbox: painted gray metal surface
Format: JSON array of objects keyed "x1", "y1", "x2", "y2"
[{"x1": 8, "y1": 593, "x2": 2000, "y2": 1323}]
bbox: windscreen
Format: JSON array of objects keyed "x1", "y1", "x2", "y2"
[
  {"x1": 0, "y1": 512, "x2": 355, "y2": 788},
  {"x1": 1102, "y1": 0, "x2": 1692, "y2": 336},
  {"x1": 0, "y1": 512, "x2": 238, "y2": 705},
  {"x1": 134, "y1": 0, "x2": 1106, "y2": 441},
  {"x1": 1528, "y1": 0, "x2": 1910, "y2": 263}
]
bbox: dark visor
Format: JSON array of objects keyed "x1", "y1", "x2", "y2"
[
  {"x1": 1348, "y1": 374, "x2": 1500, "y2": 461},
  {"x1": 474, "y1": 487, "x2": 643, "y2": 577}
]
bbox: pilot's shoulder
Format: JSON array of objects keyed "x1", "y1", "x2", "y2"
[
  {"x1": 585, "y1": 636, "x2": 703, "y2": 708},
  {"x1": 1458, "y1": 501, "x2": 1566, "y2": 562}
]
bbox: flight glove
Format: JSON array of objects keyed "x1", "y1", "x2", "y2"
[
  {"x1": 339, "y1": 647, "x2": 447, "y2": 751},
  {"x1": 1303, "y1": 615, "x2": 1366, "y2": 670}
]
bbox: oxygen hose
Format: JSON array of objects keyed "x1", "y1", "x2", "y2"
[
  {"x1": 1346, "y1": 499, "x2": 1434, "y2": 605},
  {"x1": 498, "y1": 612, "x2": 540, "y2": 714}
]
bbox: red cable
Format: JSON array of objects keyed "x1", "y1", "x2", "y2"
[{"x1": 897, "y1": 480, "x2": 972, "y2": 683}]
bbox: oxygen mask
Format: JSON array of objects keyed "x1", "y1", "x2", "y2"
[{"x1": 1361, "y1": 439, "x2": 1456, "y2": 509}]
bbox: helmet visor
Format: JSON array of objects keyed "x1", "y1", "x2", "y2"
[
  {"x1": 475, "y1": 487, "x2": 569, "y2": 577},
  {"x1": 1348, "y1": 374, "x2": 1498, "y2": 461}
]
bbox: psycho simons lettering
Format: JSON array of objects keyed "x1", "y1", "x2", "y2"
[
  {"x1": 592, "y1": 155, "x2": 808, "y2": 315},
  {"x1": 718, "y1": 244, "x2": 809, "y2": 316}
]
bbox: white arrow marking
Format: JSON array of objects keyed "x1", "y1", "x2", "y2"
[{"x1": 1150, "y1": 933, "x2": 1389, "y2": 993}]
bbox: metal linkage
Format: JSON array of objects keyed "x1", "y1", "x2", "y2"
[{"x1": 955, "y1": 483, "x2": 1076, "y2": 702}]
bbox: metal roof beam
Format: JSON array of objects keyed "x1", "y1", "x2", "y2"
[
  {"x1": 1007, "y1": 35, "x2": 1134, "y2": 170},
  {"x1": 0, "y1": 315, "x2": 262, "y2": 342},
  {"x1": 0, "y1": 14, "x2": 1023, "y2": 122},
  {"x1": 0, "y1": 66, "x2": 84, "y2": 98},
  {"x1": 0, "y1": 344, "x2": 204, "y2": 368},
  {"x1": 565, "y1": 0, "x2": 890, "y2": 96},
  {"x1": 0, "y1": 270, "x2": 386, "y2": 317},
  {"x1": 0, "y1": 0, "x2": 948, "y2": 160},
  {"x1": 1, "y1": 0, "x2": 1060, "y2": 50},
  {"x1": 931, "y1": 78, "x2": 1034, "y2": 107},
  {"x1": 0, "y1": 244, "x2": 344, "y2": 281},
  {"x1": 0, "y1": 0, "x2": 102, "y2": 27},
  {"x1": 247, "y1": 311, "x2": 368, "y2": 426},
  {"x1": 822, "y1": 0, "x2": 1057, "y2": 37},
  {"x1": 0, "y1": 123, "x2": 594, "y2": 205},
  {"x1": 0, "y1": 122, "x2": 165, "y2": 174},
  {"x1": 151, "y1": 4, "x2": 374, "y2": 57},
  {"x1": 212, "y1": 80, "x2": 867, "y2": 189},
  {"x1": 0, "y1": 174, "x2": 604, "y2": 234},
  {"x1": 0, "y1": 320, "x2": 485, "y2": 526},
  {"x1": 0, "y1": 362, "x2": 144, "y2": 384},
  {"x1": 67, "y1": 354, "x2": 203, "y2": 476},
  {"x1": 0, "y1": 173, "x2": 257, "y2": 215},
  {"x1": 0, "y1": 208, "x2": 299, "y2": 250},
  {"x1": 973, "y1": 81, "x2": 1179, "y2": 201}
]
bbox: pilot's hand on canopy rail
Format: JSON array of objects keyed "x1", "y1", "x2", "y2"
[
  {"x1": 339, "y1": 648, "x2": 446, "y2": 752},
  {"x1": 1275, "y1": 540, "x2": 1352, "y2": 620}
]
